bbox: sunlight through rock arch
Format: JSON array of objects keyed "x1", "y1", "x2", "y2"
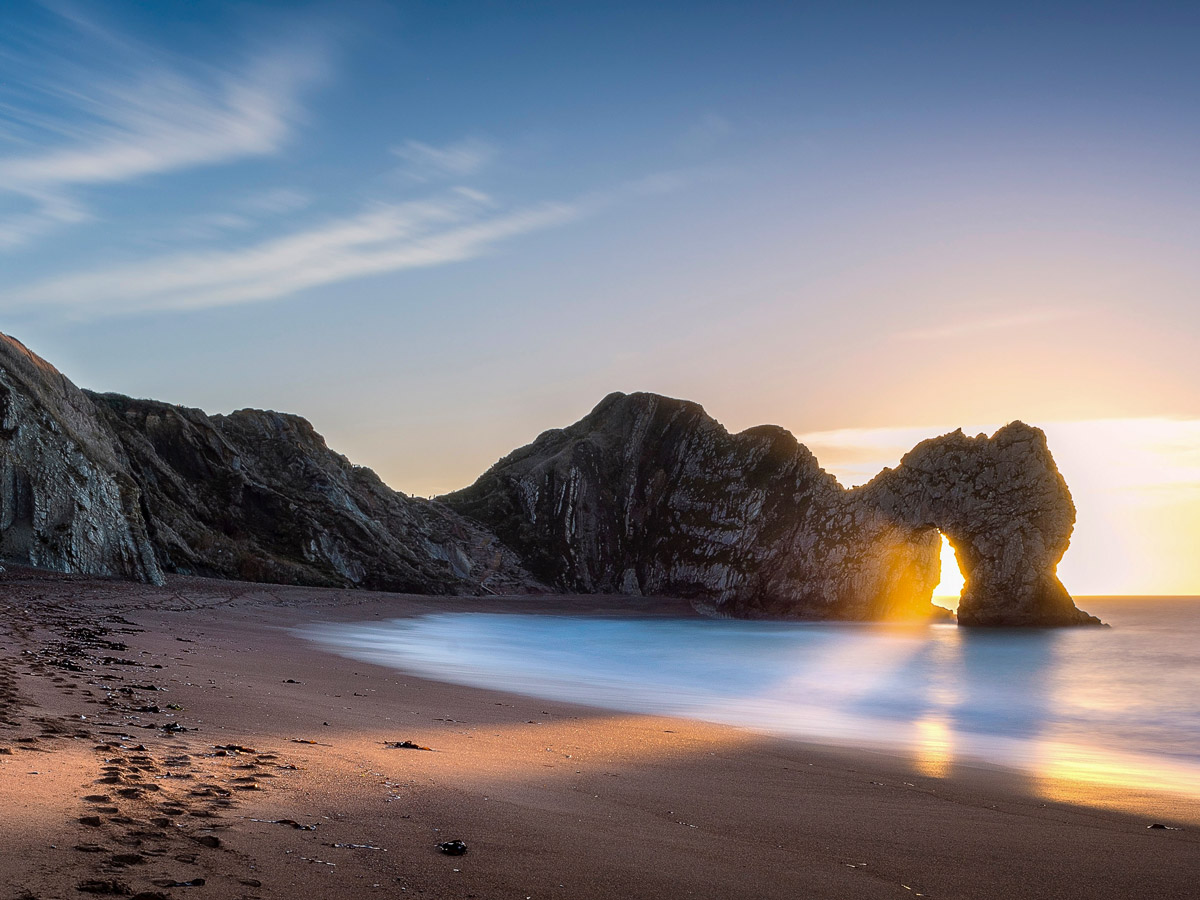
[{"x1": 932, "y1": 533, "x2": 966, "y2": 611}]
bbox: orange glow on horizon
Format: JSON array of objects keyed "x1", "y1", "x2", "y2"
[{"x1": 797, "y1": 418, "x2": 1200, "y2": 597}]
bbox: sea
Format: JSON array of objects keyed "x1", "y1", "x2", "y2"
[{"x1": 300, "y1": 598, "x2": 1200, "y2": 799}]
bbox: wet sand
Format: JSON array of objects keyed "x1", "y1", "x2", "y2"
[{"x1": 1, "y1": 568, "x2": 1197, "y2": 899}]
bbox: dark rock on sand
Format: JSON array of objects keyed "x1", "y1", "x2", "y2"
[
  {"x1": 443, "y1": 392, "x2": 1098, "y2": 626},
  {"x1": 76, "y1": 879, "x2": 131, "y2": 895}
]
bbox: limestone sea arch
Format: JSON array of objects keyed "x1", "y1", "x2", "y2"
[
  {"x1": 443, "y1": 392, "x2": 1100, "y2": 626},
  {"x1": 0, "y1": 332, "x2": 1098, "y2": 626}
]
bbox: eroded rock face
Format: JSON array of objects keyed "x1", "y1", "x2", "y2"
[
  {"x1": 861, "y1": 425, "x2": 1098, "y2": 626},
  {"x1": 0, "y1": 331, "x2": 1097, "y2": 624},
  {"x1": 0, "y1": 332, "x2": 539, "y2": 595},
  {"x1": 88, "y1": 395, "x2": 541, "y2": 595},
  {"x1": 0, "y1": 335, "x2": 163, "y2": 584},
  {"x1": 443, "y1": 392, "x2": 1099, "y2": 625}
]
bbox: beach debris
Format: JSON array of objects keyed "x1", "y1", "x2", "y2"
[
  {"x1": 154, "y1": 878, "x2": 206, "y2": 888},
  {"x1": 291, "y1": 738, "x2": 324, "y2": 745},
  {"x1": 283, "y1": 678, "x2": 302, "y2": 683},
  {"x1": 109, "y1": 852, "x2": 147, "y2": 866},
  {"x1": 384, "y1": 740, "x2": 433, "y2": 751},
  {"x1": 1147, "y1": 823, "x2": 1181, "y2": 830},
  {"x1": 332, "y1": 842, "x2": 387, "y2": 850},
  {"x1": 77, "y1": 879, "x2": 132, "y2": 895},
  {"x1": 161, "y1": 722, "x2": 188, "y2": 733},
  {"x1": 251, "y1": 818, "x2": 318, "y2": 830},
  {"x1": 437, "y1": 840, "x2": 468, "y2": 856}
]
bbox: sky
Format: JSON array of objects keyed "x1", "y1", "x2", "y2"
[{"x1": 1, "y1": 1, "x2": 1198, "y2": 594}]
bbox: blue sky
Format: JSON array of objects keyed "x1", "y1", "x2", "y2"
[{"x1": 2, "y1": 1, "x2": 1200, "y2": 592}]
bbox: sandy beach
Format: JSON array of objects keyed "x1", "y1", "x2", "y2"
[{"x1": 1, "y1": 568, "x2": 1197, "y2": 900}]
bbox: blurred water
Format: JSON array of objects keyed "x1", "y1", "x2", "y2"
[{"x1": 301, "y1": 598, "x2": 1200, "y2": 797}]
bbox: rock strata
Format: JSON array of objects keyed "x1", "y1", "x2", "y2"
[
  {"x1": 0, "y1": 336, "x2": 163, "y2": 585},
  {"x1": 0, "y1": 333, "x2": 538, "y2": 595},
  {"x1": 860, "y1": 426, "x2": 1098, "y2": 626},
  {"x1": 0, "y1": 332, "x2": 1098, "y2": 625},
  {"x1": 443, "y1": 392, "x2": 1099, "y2": 626}
]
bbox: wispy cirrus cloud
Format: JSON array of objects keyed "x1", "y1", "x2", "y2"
[
  {"x1": 0, "y1": 169, "x2": 695, "y2": 317},
  {"x1": 0, "y1": 8, "x2": 328, "y2": 247},
  {"x1": 2, "y1": 189, "x2": 578, "y2": 316},
  {"x1": 168, "y1": 187, "x2": 315, "y2": 241},
  {"x1": 391, "y1": 137, "x2": 497, "y2": 181},
  {"x1": 242, "y1": 187, "x2": 313, "y2": 216},
  {"x1": 893, "y1": 308, "x2": 1080, "y2": 342}
]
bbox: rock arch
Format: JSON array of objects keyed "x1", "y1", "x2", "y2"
[
  {"x1": 445, "y1": 394, "x2": 1102, "y2": 626},
  {"x1": 855, "y1": 423, "x2": 1099, "y2": 625}
]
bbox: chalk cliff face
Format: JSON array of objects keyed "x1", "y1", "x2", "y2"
[
  {"x1": 443, "y1": 392, "x2": 1099, "y2": 626},
  {"x1": 0, "y1": 333, "x2": 538, "y2": 595}
]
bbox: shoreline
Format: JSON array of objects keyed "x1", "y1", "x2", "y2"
[{"x1": 2, "y1": 570, "x2": 1198, "y2": 899}]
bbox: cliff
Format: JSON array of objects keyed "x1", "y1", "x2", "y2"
[
  {"x1": 443, "y1": 392, "x2": 1099, "y2": 626},
  {"x1": 0, "y1": 333, "x2": 539, "y2": 595},
  {"x1": 0, "y1": 333, "x2": 1098, "y2": 625},
  {"x1": 0, "y1": 336, "x2": 163, "y2": 584}
]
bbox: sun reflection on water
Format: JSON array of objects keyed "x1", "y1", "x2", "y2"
[
  {"x1": 912, "y1": 714, "x2": 955, "y2": 778},
  {"x1": 304, "y1": 600, "x2": 1200, "y2": 823}
]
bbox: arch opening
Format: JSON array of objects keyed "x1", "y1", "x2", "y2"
[{"x1": 932, "y1": 532, "x2": 966, "y2": 612}]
